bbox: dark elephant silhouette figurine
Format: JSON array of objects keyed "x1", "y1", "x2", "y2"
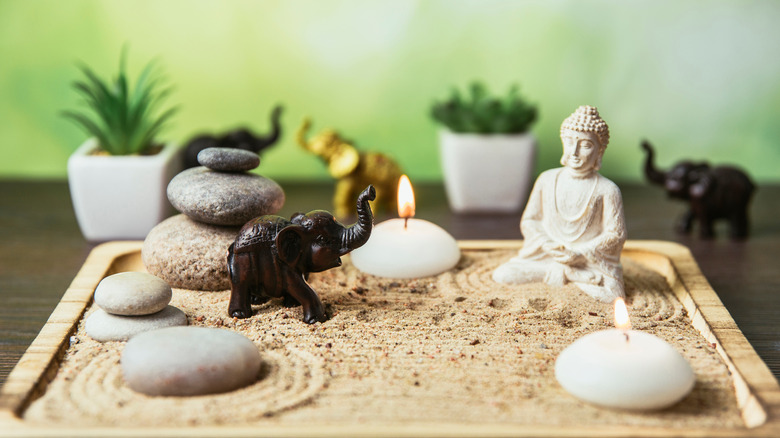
[
  {"x1": 183, "y1": 105, "x2": 283, "y2": 168},
  {"x1": 641, "y1": 140, "x2": 755, "y2": 239},
  {"x1": 227, "y1": 185, "x2": 376, "y2": 323}
]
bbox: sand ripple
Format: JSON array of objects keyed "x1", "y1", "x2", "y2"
[{"x1": 25, "y1": 346, "x2": 326, "y2": 426}]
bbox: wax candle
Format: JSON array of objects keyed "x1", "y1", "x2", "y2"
[
  {"x1": 350, "y1": 175, "x2": 460, "y2": 278},
  {"x1": 555, "y1": 298, "x2": 695, "y2": 410}
]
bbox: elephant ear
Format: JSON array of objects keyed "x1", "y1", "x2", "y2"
[
  {"x1": 328, "y1": 143, "x2": 360, "y2": 178},
  {"x1": 690, "y1": 173, "x2": 714, "y2": 198},
  {"x1": 276, "y1": 224, "x2": 306, "y2": 268}
]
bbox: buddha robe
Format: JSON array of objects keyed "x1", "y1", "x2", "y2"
[{"x1": 493, "y1": 168, "x2": 627, "y2": 302}]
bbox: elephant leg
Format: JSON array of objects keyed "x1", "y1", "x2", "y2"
[
  {"x1": 284, "y1": 272, "x2": 326, "y2": 324},
  {"x1": 229, "y1": 289, "x2": 253, "y2": 318},
  {"x1": 382, "y1": 194, "x2": 395, "y2": 215},
  {"x1": 333, "y1": 179, "x2": 356, "y2": 219},
  {"x1": 698, "y1": 215, "x2": 715, "y2": 239},
  {"x1": 384, "y1": 178, "x2": 399, "y2": 213},
  {"x1": 373, "y1": 183, "x2": 391, "y2": 215},
  {"x1": 689, "y1": 200, "x2": 716, "y2": 238},
  {"x1": 228, "y1": 249, "x2": 254, "y2": 318},
  {"x1": 729, "y1": 208, "x2": 750, "y2": 239},
  {"x1": 675, "y1": 210, "x2": 695, "y2": 234}
]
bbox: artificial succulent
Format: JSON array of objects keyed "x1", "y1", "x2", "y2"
[
  {"x1": 63, "y1": 49, "x2": 176, "y2": 155},
  {"x1": 431, "y1": 81, "x2": 537, "y2": 134}
]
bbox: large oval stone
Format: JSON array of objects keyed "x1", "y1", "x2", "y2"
[
  {"x1": 197, "y1": 147, "x2": 260, "y2": 172},
  {"x1": 85, "y1": 306, "x2": 187, "y2": 342},
  {"x1": 142, "y1": 214, "x2": 238, "y2": 291},
  {"x1": 167, "y1": 167, "x2": 284, "y2": 226},
  {"x1": 121, "y1": 326, "x2": 262, "y2": 396},
  {"x1": 94, "y1": 272, "x2": 172, "y2": 316}
]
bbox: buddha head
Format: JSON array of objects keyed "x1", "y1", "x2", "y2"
[{"x1": 559, "y1": 106, "x2": 610, "y2": 173}]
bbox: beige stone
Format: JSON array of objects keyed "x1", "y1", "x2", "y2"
[
  {"x1": 121, "y1": 326, "x2": 262, "y2": 396},
  {"x1": 94, "y1": 272, "x2": 171, "y2": 316},
  {"x1": 85, "y1": 306, "x2": 187, "y2": 342},
  {"x1": 142, "y1": 214, "x2": 239, "y2": 291}
]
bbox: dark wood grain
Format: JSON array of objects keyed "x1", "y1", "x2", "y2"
[{"x1": 1, "y1": 180, "x2": 778, "y2": 385}]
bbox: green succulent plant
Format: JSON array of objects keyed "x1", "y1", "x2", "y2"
[
  {"x1": 63, "y1": 50, "x2": 177, "y2": 156},
  {"x1": 431, "y1": 82, "x2": 537, "y2": 134}
]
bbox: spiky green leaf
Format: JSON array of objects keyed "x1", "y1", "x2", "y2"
[{"x1": 63, "y1": 51, "x2": 176, "y2": 155}]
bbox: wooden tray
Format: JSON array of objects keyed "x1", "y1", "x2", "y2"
[{"x1": 1, "y1": 240, "x2": 779, "y2": 437}]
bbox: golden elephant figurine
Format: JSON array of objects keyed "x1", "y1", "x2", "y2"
[{"x1": 297, "y1": 119, "x2": 402, "y2": 218}]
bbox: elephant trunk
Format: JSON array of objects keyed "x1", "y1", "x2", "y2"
[
  {"x1": 339, "y1": 185, "x2": 377, "y2": 254},
  {"x1": 251, "y1": 105, "x2": 283, "y2": 153},
  {"x1": 641, "y1": 140, "x2": 666, "y2": 186},
  {"x1": 296, "y1": 118, "x2": 312, "y2": 151}
]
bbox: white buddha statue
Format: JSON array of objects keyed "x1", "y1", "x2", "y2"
[{"x1": 493, "y1": 105, "x2": 627, "y2": 302}]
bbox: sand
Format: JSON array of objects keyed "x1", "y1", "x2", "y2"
[{"x1": 24, "y1": 249, "x2": 744, "y2": 430}]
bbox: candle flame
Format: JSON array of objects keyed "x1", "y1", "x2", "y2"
[
  {"x1": 397, "y1": 174, "x2": 415, "y2": 219},
  {"x1": 614, "y1": 297, "x2": 632, "y2": 330}
]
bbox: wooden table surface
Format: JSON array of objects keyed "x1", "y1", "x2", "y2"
[{"x1": 1, "y1": 180, "x2": 779, "y2": 386}]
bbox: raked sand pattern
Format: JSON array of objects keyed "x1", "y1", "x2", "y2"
[
  {"x1": 25, "y1": 250, "x2": 745, "y2": 429},
  {"x1": 25, "y1": 345, "x2": 326, "y2": 426}
]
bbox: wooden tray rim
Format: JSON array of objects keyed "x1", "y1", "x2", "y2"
[{"x1": 0, "y1": 239, "x2": 778, "y2": 437}]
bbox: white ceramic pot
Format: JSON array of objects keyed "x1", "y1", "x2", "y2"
[
  {"x1": 439, "y1": 130, "x2": 536, "y2": 213},
  {"x1": 67, "y1": 139, "x2": 183, "y2": 241}
]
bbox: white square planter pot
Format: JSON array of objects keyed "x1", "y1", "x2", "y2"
[
  {"x1": 67, "y1": 139, "x2": 183, "y2": 241},
  {"x1": 439, "y1": 130, "x2": 537, "y2": 213}
]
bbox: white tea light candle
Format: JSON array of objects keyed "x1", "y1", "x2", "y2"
[
  {"x1": 350, "y1": 175, "x2": 460, "y2": 278},
  {"x1": 555, "y1": 298, "x2": 695, "y2": 410}
]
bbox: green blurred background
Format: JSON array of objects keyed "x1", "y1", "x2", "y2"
[{"x1": 1, "y1": 0, "x2": 779, "y2": 182}]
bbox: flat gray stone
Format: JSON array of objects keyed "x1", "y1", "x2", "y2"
[
  {"x1": 197, "y1": 147, "x2": 260, "y2": 172},
  {"x1": 85, "y1": 306, "x2": 187, "y2": 342},
  {"x1": 94, "y1": 272, "x2": 171, "y2": 316},
  {"x1": 121, "y1": 326, "x2": 262, "y2": 396},
  {"x1": 167, "y1": 167, "x2": 284, "y2": 226},
  {"x1": 142, "y1": 214, "x2": 238, "y2": 291}
]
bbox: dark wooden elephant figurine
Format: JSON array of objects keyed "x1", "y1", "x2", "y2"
[
  {"x1": 183, "y1": 105, "x2": 283, "y2": 168},
  {"x1": 641, "y1": 140, "x2": 755, "y2": 239},
  {"x1": 227, "y1": 185, "x2": 375, "y2": 323}
]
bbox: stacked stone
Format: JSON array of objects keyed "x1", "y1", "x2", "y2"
[
  {"x1": 142, "y1": 148, "x2": 284, "y2": 290},
  {"x1": 85, "y1": 272, "x2": 187, "y2": 342}
]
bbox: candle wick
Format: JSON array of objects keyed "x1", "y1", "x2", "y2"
[
  {"x1": 623, "y1": 331, "x2": 630, "y2": 343},
  {"x1": 404, "y1": 217, "x2": 409, "y2": 230}
]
